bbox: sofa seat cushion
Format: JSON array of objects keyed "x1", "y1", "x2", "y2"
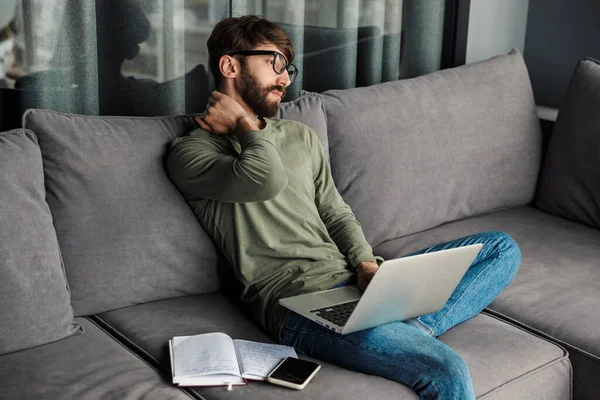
[
  {"x1": 373, "y1": 206, "x2": 600, "y2": 357},
  {"x1": 23, "y1": 110, "x2": 222, "y2": 316},
  {"x1": 321, "y1": 50, "x2": 542, "y2": 248},
  {"x1": 95, "y1": 293, "x2": 570, "y2": 399},
  {"x1": 95, "y1": 293, "x2": 413, "y2": 398},
  {"x1": 373, "y1": 206, "x2": 599, "y2": 398},
  {"x1": 0, "y1": 129, "x2": 80, "y2": 354},
  {"x1": 0, "y1": 318, "x2": 193, "y2": 400}
]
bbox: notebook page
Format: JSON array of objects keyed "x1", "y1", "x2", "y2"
[
  {"x1": 233, "y1": 339, "x2": 297, "y2": 380},
  {"x1": 172, "y1": 333, "x2": 240, "y2": 378}
]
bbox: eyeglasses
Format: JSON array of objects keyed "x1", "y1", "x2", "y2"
[{"x1": 228, "y1": 50, "x2": 298, "y2": 85}]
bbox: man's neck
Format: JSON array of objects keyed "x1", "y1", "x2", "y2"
[
  {"x1": 219, "y1": 86, "x2": 258, "y2": 118},
  {"x1": 218, "y1": 85, "x2": 264, "y2": 129}
]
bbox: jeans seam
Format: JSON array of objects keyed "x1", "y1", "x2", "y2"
[
  {"x1": 428, "y1": 377, "x2": 442, "y2": 400},
  {"x1": 429, "y1": 242, "x2": 503, "y2": 336},
  {"x1": 300, "y1": 325, "x2": 387, "y2": 354},
  {"x1": 280, "y1": 315, "x2": 307, "y2": 347}
]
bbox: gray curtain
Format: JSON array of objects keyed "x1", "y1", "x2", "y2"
[
  {"x1": 233, "y1": 0, "x2": 446, "y2": 99},
  {"x1": 8, "y1": 0, "x2": 209, "y2": 117},
  {"x1": 1, "y1": 0, "x2": 445, "y2": 123}
]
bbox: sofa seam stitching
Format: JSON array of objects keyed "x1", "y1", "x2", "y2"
[
  {"x1": 23, "y1": 108, "x2": 201, "y2": 121},
  {"x1": 481, "y1": 311, "x2": 570, "y2": 358},
  {"x1": 477, "y1": 354, "x2": 571, "y2": 399},
  {"x1": 85, "y1": 316, "x2": 200, "y2": 399},
  {"x1": 90, "y1": 315, "x2": 162, "y2": 367},
  {"x1": 89, "y1": 316, "x2": 208, "y2": 399},
  {"x1": 483, "y1": 309, "x2": 600, "y2": 362},
  {"x1": 480, "y1": 311, "x2": 573, "y2": 399},
  {"x1": 0, "y1": 128, "x2": 35, "y2": 137}
]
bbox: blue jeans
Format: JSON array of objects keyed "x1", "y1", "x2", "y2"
[{"x1": 279, "y1": 231, "x2": 521, "y2": 400}]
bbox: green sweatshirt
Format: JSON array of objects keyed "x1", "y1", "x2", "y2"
[{"x1": 166, "y1": 118, "x2": 377, "y2": 340}]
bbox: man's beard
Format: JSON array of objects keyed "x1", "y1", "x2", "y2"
[{"x1": 239, "y1": 66, "x2": 286, "y2": 118}]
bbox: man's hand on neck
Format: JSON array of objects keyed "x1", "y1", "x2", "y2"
[
  {"x1": 234, "y1": 115, "x2": 261, "y2": 138},
  {"x1": 195, "y1": 91, "x2": 261, "y2": 139}
]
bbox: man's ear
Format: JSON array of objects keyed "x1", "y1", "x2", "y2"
[{"x1": 219, "y1": 55, "x2": 239, "y2": 80}]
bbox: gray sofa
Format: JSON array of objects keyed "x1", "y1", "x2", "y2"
[{"x1": 1, "y1": 50, "x2": 599, "y2": 399}]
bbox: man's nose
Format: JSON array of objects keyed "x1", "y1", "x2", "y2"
[{"x1": 277, "y1": 70, "x2": 291, "y2": 87}]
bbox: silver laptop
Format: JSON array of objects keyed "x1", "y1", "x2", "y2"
[{"x1": 279, "y1": 244, "x2": 482, "y2": 335}]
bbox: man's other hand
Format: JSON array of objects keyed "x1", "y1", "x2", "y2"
[
  {"x1": 194, "y1": 91, "x2": 259, "y2": 137},
  {"x1": 356, "y1": 261, "x2": 379, "y2": 292}
]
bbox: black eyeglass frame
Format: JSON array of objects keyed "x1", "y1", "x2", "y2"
[{"x1": 228, "y1": 50, "x2": 298, "y2": 85}]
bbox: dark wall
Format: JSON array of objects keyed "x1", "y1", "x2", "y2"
[{"x1": 524, "y1": 0, "x2": 600, "y2": 108}]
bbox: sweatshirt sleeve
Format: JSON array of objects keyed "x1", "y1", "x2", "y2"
[
  {"x1": 166, "y1": 128, "x2": 288, "y2": 203},
  {"x1": 308, "y1": 130, "x2": 377, "y2": 268}
]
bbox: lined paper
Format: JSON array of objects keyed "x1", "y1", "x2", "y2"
[
  {"x1": 172, "y1": 333, "x2": 240, "y2": 377},
  {"x1": 234, "y1": 339, "x2": 297, "y2": 379}
]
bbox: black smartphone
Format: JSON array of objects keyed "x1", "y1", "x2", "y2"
[{"x1": 267, "y1": 357, "x2": 321, "y2": 390}]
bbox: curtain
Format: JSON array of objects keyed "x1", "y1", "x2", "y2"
[
  {"x1": 1, "y1": 0, "x2": 211, "y2": 122},
  {"x1": 232, "y1": 0, "x2": 446, "y2": 99},
  {"x1": 0, "y1": 0, "x2": 447, "y2": 130},
  {"x1": 233, "y1": 0, "x2": 401, "y2": 98}
]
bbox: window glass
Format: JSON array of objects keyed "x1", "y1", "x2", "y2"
[{"x1": 0, "y1": 0, "x2": 448, "y2": 128}]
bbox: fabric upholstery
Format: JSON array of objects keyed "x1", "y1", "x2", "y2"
[
  {"x1": 373, "y1": 206, "x2": 599, "y2": 397},
  {"x1": 321, "y1": 50, "x2": 542, "y2": 247},
  {"x1": 96, "y1": 293, "x2": 570, "y2": 399},
  {"x1": 276, "y1": 90, "x2": 329, "y2": 158},
  {"x1": 0, "y1": 318, "x2": 193, "y2": 400},
  {"x1": 96, "y1": 293, "x2": 412, "y2": 398},
  {"x1": 0, "y1": 129, "x2": 80, "y2": 354},
  {"x1": 23, "y1": 110, "x2": 221, "y2": 316},
  {"x1": 438, "y1": 314, "x2": 570, "y2": 400},
  {"x1": 536, "y1": 58, "x2": 600, "y2": 229},
  {"x1": 373, "y1": 206, "x2": 600, "y2": 358}
]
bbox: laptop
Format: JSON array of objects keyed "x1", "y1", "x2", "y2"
[{"x1": 279, "y1": 244, "x2": 483, "y2": 335}]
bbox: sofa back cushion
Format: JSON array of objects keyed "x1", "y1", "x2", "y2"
[
  {"x1": 322, "y1": 50, "x2": 542, "y2": 246},
  {"x1": 536, "y1": 58, "x2": 600, "y2": 228},
  {"x1": 24, "y1": 111, "x2": 221, "y2": 316},
  {"x1": 0, "y1": 129, "x2": 81, "y2": 354},
  {"x1": 276, "y1": 91, "x2": 329, "y2": 158}
]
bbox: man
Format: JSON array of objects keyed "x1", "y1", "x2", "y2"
[{"x1": 167, "y1": 15, "x2": 521, "y2": 399}]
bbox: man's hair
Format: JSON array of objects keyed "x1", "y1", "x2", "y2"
[{"x1": 207, "y1": 15, "x2": 294, "y2": 87}]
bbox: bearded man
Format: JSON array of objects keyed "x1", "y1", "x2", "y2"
[{"x1": 166, "y1": 15, "x2": 521, "y2": 399}]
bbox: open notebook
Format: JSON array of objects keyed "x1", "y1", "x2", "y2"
[{"x1": 169, "y1": 332, "x2": 297, "y2": 387}]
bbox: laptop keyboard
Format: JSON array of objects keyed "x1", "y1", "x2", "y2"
[{"x1": 310, "y1": 300, "x2": 359, "y2": 327}]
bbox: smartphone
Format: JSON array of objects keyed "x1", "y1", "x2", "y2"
[{"x1": 267, "y1": 357, "x2": 321, "y2": 390}]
